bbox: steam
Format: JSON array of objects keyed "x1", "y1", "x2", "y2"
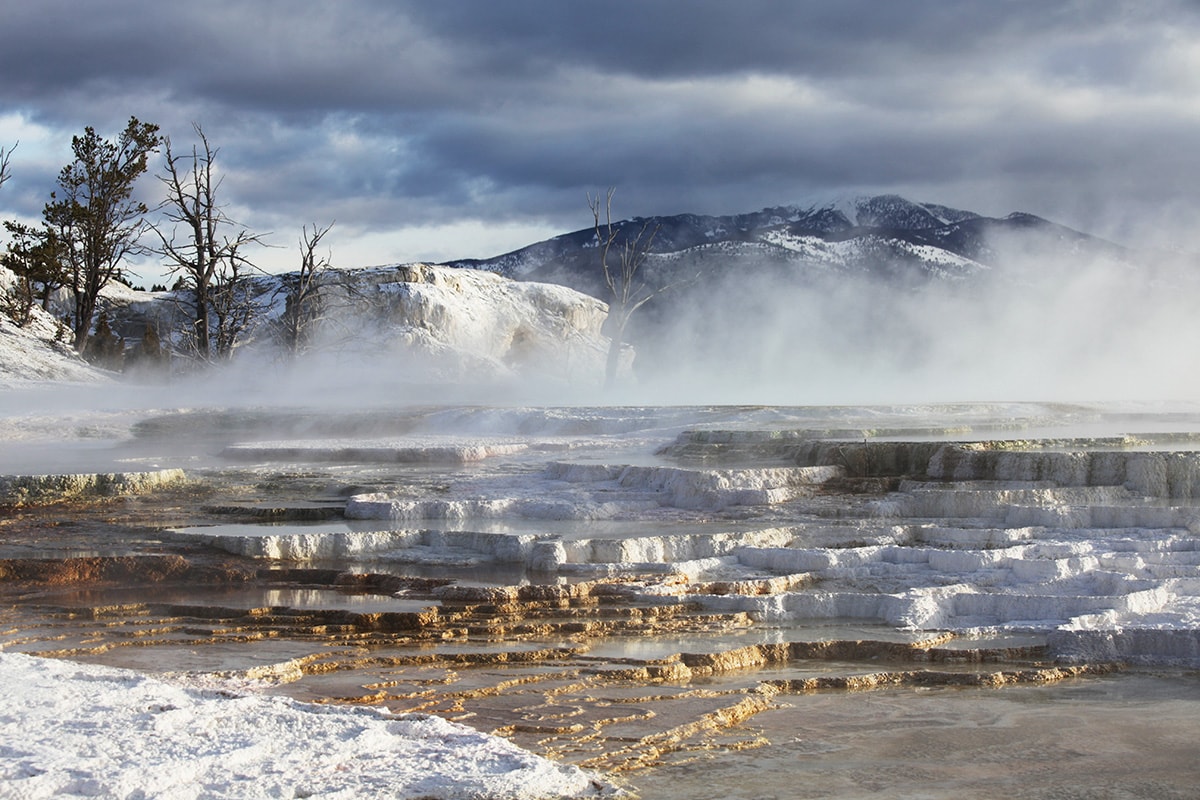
[
  {"x1": 611, "y1": 232, "x2": 1200, "y2": 406},
  {"x1": 3, "y1": 225, "x2": 1199, "y2": 425}
]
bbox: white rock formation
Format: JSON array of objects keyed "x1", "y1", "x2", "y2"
[
  {"x1": 0, "y1": 468, "x2": 187, "y2": 504},
  {"x1": 320, "y1": 264, "x2": 613, "y2": 385},
  {"x1": 2, "y1": 262, "x2": 618, "y2": 392}
]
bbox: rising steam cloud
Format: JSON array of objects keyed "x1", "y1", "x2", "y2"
[{"x1": 616, "y1": 232, "x2": 1200, "y2": 406}]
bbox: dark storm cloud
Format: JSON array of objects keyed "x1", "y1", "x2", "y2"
[
  {"x1": 406, "y1": 1, "x2": 1089, "y2": 79},
  {"x1": 0, "y1": 0, "x2": 1198, "y2": 268}
]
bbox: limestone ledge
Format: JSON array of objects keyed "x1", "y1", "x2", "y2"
[{"x1": 0, "y1": 468, "x2": 188, "y2": 505}]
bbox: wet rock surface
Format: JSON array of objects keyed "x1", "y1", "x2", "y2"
[{"x1": 3, "y1": 403, "x2": 1200, "y2": 797}]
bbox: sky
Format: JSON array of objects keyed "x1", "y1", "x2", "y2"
[{"x1": 0, "y1": 0, "x2": 1198, "y2": 283}]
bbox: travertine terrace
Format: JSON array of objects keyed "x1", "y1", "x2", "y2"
[{"x1": 3, "y1": 403, "x2": 1200, "y2": 791}]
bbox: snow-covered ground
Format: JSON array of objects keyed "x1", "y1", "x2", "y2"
[
  {"x1": 0, "y1": 267, "x2": 114, "y2": 389},
  {"x1": 0, "y1": 261, "x2": 617, "y2": 399},
  {"x1": 0, "y1": 652, "x2": 609, "y2": 800}
]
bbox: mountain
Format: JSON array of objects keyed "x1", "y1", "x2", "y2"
[
  {"x1": 5, "y1": 193, "x2": 1195, "y2": 400},
  {"x1": 444, "y1": 194, "x2": 1135, "y2": 296}
]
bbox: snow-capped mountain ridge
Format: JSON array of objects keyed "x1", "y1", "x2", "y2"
[
  {"x1": 3, "y1": 192, "x2": 1187, "y2": 396},
  {"x1": 444, "y1": 193, "x2": 1117, "y2": 290}
]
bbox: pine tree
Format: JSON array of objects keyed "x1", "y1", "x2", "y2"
[{"x1": 43, "y1": 117, "x2": 160, "y2": 354}]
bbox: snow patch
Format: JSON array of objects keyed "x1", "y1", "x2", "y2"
[
  {"x1": 0, "y1": 266, "x2": 112, "y2": 388},
  {"x1": 0, "y1": 652, "x2": 610, "y2": 799}
]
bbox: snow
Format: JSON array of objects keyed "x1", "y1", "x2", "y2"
[
  {"x1": 0, "y1": 266, "x2": 112, "y2": 388},
  {"x1": 0, "y1": 652, "x2": 608, "y2": 800},
  {"x1": 757, "y1": 228, "x2": 986, "y2": 279},
  {"x1": 7, "y1": 249, "x2": 1200, "y2": 794},
  {"x1": 0, "y1": 262, "x2": 615, "y2": 392},
  {"x1": 268, "y1": 264, "x2": 612, "y2": 385}
]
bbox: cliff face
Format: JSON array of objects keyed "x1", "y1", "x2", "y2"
[{"x1": 347, "y1": 264, "x2": 612, "y2": 383}]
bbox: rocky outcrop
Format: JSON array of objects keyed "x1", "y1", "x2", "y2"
[
  {"x1": 96, "y1": 263, "x2": 616, "y2": 388},
  {"x1": 545, "y1": 462, "x2": 842, "y2": 510},
  {"x1": 666, "y1": 431, "x2": 1200, "y2": 499},
  {"x1": 928, "y1": 444, "x2": 1200, "y2": 499}
]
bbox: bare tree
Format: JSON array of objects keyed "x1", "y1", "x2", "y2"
[
  {"x1": 588, "y1": 188, "x2": 664, "y2": 389},
  {"x1": 277, "y1": 222, "x2": 334, "y2": 357},
  {"x1": 0, "y1": 141, "x2": 14, "y2": 193},
  {"x1": 42, "y1": 117, "x2": 160, "y2": 353},
  {"x1": 154, "y1": 124, "x2": 264, "y2": 361},
  {"x1": 209, "y1": 240, "x2": 261, "y2": 360}
]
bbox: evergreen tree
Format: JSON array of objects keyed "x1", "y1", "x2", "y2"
[
  {"x1": 1, "y1": 221, "x2": 68, "y2": 315},
  {"x1": 125, "y1": 322, "x2": 168, "y2": 375},
  {"x1": 43, "y1": 117, "x2": 160, "y2": 354},
  {"x1": 85, "y1": 311, "x2": 124, "y2": 370}
]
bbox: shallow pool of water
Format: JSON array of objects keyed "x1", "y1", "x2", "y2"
[
  {"x1": 27, "y1": 584, "x2": 439, "y2": 613},
  {"x1": 54, "y1": 639, "x2": 325, "y2": 675},
  {"x1": 628, "y1": 670, "x2": 1200, "y2": 800}
]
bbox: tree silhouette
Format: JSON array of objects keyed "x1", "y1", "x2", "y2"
[{"x1": 154, "y1": 124, "x2": 264, "y2": 361}]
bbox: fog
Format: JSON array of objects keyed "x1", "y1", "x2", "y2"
[
  {"x1": 616, "y1": 235, "x2": 1200, "y2": 407},
  {"x1": 2, "y1": 222, "x2": 1199, "y2": 433}
]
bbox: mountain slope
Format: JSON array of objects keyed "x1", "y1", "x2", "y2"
[
  {"x1": 445, "y1": 194, "x2": 1134, "y2": 296},
  {"x1": 5, "y1": 194, "x2": 1196, "y2": 403}
]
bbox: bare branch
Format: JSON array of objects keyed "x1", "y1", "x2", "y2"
[
  {"x1": 0, "y1": 141, "x2": 15, "y2": 193},
  {"x1": 587, "y1": 187, "x2": 664, "y2": 389},
  {"x1": 277, "y1": 222, "x2": 335, "y2": 357}
]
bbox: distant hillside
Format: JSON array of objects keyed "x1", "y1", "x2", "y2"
[
  {"x1": 5, "y1": 194, "x2": 1198, "y2": 401},
  {"x1": 444, "y1": 194, "x2": 1137, "y2": 298}
]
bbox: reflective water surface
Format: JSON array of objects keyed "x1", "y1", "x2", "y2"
[{"x1": 631, "y1": 671, "x2": 1200, "y2": 800}]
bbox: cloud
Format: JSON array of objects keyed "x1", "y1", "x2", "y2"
[{"x1": 0, "y1": 0, "x2": 1198, "y2": 277}]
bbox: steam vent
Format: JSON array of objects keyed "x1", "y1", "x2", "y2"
[{"x1": 4, "y1": 403, "x2": 1200, "y2": 796}]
